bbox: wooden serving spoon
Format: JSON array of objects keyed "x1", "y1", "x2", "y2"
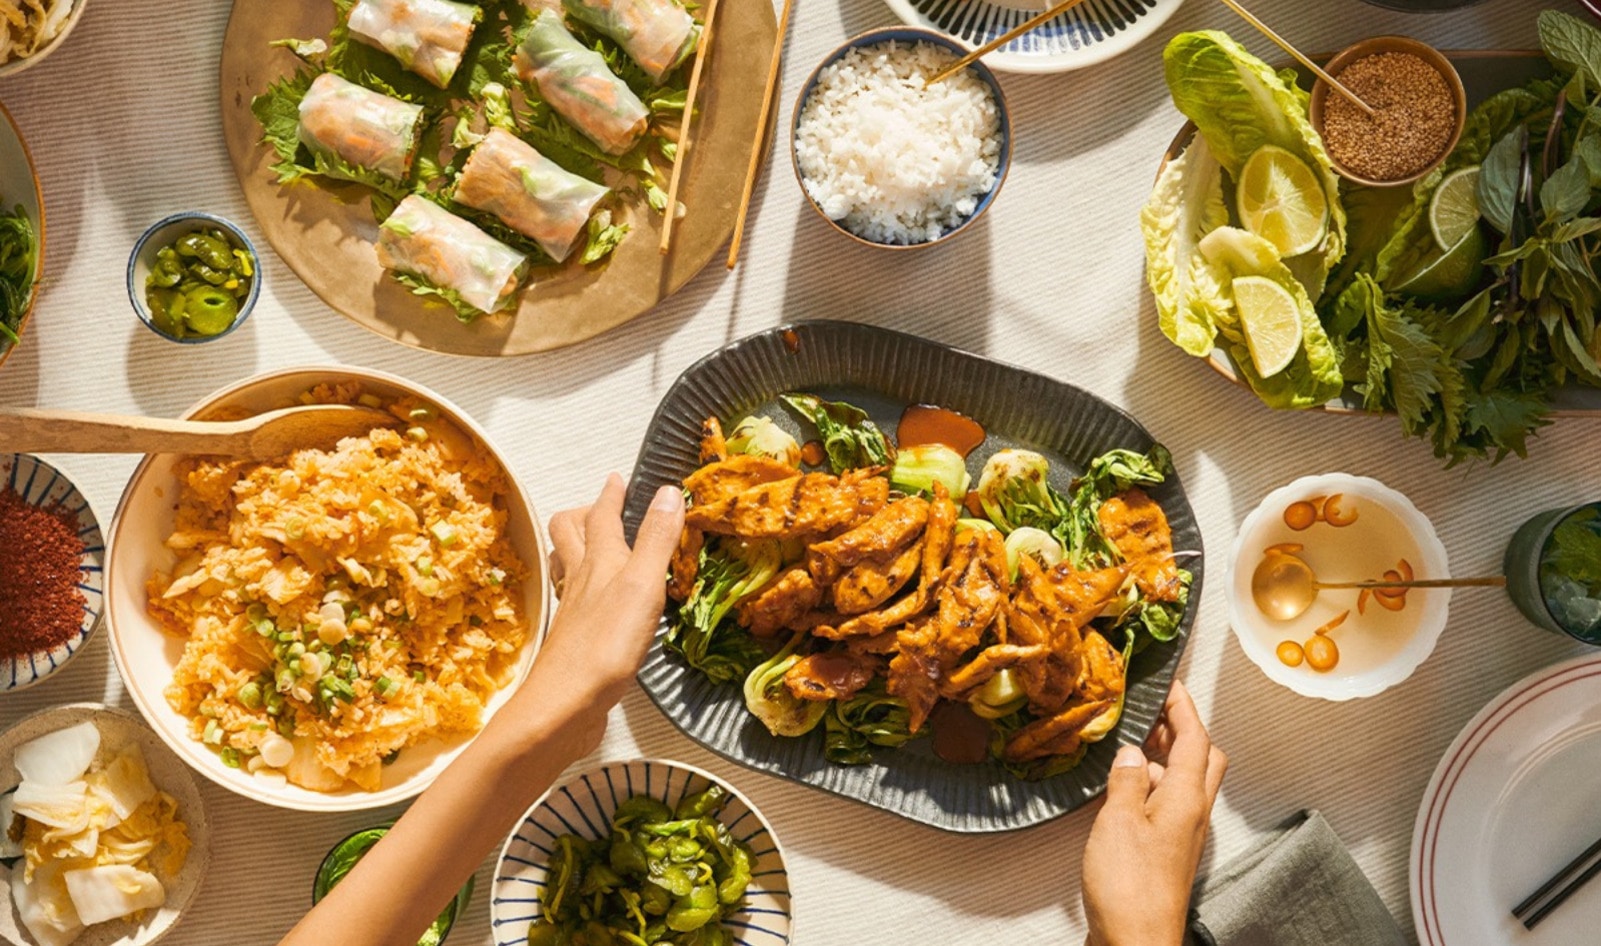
[{"x1": 0, "y1": 406, "x2": 399, "y2": 461}]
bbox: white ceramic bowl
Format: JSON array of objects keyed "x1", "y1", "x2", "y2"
[
  {"x1": 125, "y1": 212, "x2": 261, "y2": 344},
  {"x1": 1227, "y1": 473, "x2": 1451, "y2": 701},
  {"x1": 0, "y1": 703, "x2": 209, "y2": 946},
  {"x1": 104, "y1": 366, "x2": 551, "y2": 812},
  {"x1": 0, "y1": 454, "x2": 104, "y2": 693},
  {"x1": 0, "y1": 0, "x2": 89, "y2": 78},
  {"x1": 492, "y1": 759, "x2": 793, "y2": 944}
]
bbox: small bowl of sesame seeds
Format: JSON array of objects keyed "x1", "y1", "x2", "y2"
[{"x1": 1310, "y1": 36, "x2": 1466, "y2": 188}]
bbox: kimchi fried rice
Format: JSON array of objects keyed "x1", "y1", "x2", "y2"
[{"x1": 148, "y1": 383, "x2": 529, "y2": 793}]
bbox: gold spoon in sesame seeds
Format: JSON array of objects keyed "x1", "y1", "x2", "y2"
[{"x1": 1215, "y1": 0, "x2": 1377, "y2": 118}]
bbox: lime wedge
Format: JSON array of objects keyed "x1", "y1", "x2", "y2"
[
  {"x1": 1232, "y1": 275, "x2": 1303, "y2": 378},
  {"x1": 1237, "y1": 145, "x2": 1329, "y2": 258},
  {"x1": 1430, "y1": 166, "x2": 1481, "y2": 251},
  {"x1": 1393, "y1": 225, "x2": 1487, "y2": 302}
]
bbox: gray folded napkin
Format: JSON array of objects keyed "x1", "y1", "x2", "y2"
[{"x1": 1187, "y1": 810, "x2": 1407, "y2": 946}]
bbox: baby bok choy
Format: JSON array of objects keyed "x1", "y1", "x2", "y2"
[
  {"x1": 743, "y1": 634, "x2": 828, "y2": 737},
  {"x1": 781, "y1": 394, "x2": 894, "y2": 472},
  {"x1": 890, "y1": 443, "x2": 970, "y2": 497},
  {"x1": 725, "y1": 415, "x2": 801, "y2": 466},
  {"x1": 666, "y1": 538, "x2": 779, "y2": 685}
]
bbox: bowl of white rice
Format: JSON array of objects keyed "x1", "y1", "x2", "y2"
[{"x1": 791, "y1": 28, "x2": 1011, "y2": 249}]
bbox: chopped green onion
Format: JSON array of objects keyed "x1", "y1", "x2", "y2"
[
  {"x1": 203, "y1": 719, "x2": 224, "y2": 746},
  {"x1": 236, "y1": 682, "x2": 263, "y2": 709},
  {"x1": 275, "y1": 669, "x2": 296, "y2": 693},
  {"x1": 220, "y1": 747, "x2": 242, "y2": 768},
  {"x1": 375, "y1": 676, "x2": 396, "y2": 697},
  {"x1": 248, "y1": 721, "x2": 269, "y2": 732},
  {"x1": 430, "y1": 521, "x2": 458, "y2": 547},
  {"x1": 254, "y1": 618, "x2": 275, "y2": 637},
  {"x1": 417, "y1": 556, "x2": 434, "y2": 577},
  {"x1": 277, "y1": 717, "x2": 296, "y2": 737},
  {"x1": 357, "y1": 393, "x2": 383, "y2": 408},
  {"x1": 245, "y1": 603, "x2": 267, "y2": 622},
  {"x1": 287, "y1": 642, "x2": 306, "y2": 659},
  {"x1": 408, "y1": 405, "x2": 435, "y2": 421},
  {"x1": 406, "y1": 426, "x2": 428, "y2": 442},
  {"x1": 412, "y1": 670, "x2": 426, "y2": 683},
  {"x1": 265, "y1": 691, "x2": 284, "y2": 716}
]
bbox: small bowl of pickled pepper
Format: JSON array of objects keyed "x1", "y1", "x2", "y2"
[{"x1": 127, "y1": 212, "x2": 261, "y2": 343}]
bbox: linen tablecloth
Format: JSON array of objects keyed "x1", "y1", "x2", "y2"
[{"x1": 0, "y1": 0, "x2": 1593, "y2": 942}]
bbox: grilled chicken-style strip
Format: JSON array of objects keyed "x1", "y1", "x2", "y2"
[
  {"x1": 940, "y1": 643, "x2": 1051, "y2": 699},
  {"x1": 683, "y1": 454, "x2": 799, "y2": 508},
  {"x1": 783, "y1": 651, "x2": 880, "y2": 702},
  {"x1": 815, "y1": 484, "x2": 958, "y2": 640},
  {"x1": 929, "y1": 528, "x2": 1011, "y2": 664},
  {"x1": 1098, "y1": 488, "x2": 1183, "y2": 603},
  {"x1": 1010, "y1": 557, "x2": 1128, "y2": 714},
  {"x1": 807, "y1": 497, "x2": 929, "y2": 583},
  {"x1": 738, "y1": 567, "x2": 825, "y2": 637},
  {"x1": 699, "y1": 416, "x2": 728, "y2": 463},
  {"x1": 667, "y1": 527, "x2": 703, "y2": 602},
  {"x1": 886, "y1": 620, "x2": 942, "y2": 734},
  {"x1": 1002, "y1": 699, "x2": 1113, "y2": 763},
  {"x1": 1077, "y1": 630, "x2": 1127, "y2": 704},
  {"x1": 685, "y1": 471, "x2": 885, "y2": 539},
  {"x1": 832, "y1": 539, "x2": 923, "y2": 615}
]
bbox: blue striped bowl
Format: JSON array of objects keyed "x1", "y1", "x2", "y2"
[
  {"x1": 491, "y1": 759, "x2": 792, "y2": 946},
  {"x1": 881, "y1": 0, "x2": 1183, "y2": 73},
  {"x1": 1, "y1": 454, "x2": 105, "y2": 692}
]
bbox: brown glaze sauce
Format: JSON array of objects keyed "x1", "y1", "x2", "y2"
[
  {"x1": 800, "y1": 440, "x2": 826, "y2": 467},
  {"x1": 930, "y1": 702, "x2": 991, "y2": 765},
  {"x1": 781, "y1": 329, "x2": 801, "y2": 353},
  {"x1": 962, "y1": 490, "x2": 985, "y2": 518},
  {"x1": 897, "y1": 405, "x2": 986, "y2": 457}
]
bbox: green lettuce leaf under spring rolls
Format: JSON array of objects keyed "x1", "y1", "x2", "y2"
[
  {"x1": 455, "y1": 128, "x2": 611, "y2": 262},
  {"x1": 514, "y1": 10, "x2": 650, "y2": 155},
  {"x1": 377, "y1": 195, "x2": 528, "y2": 316},
  {"x1": 296, "y1": 72, "x2": 426, "y2": 183}
]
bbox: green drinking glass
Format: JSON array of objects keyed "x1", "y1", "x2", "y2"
[{"x1": 1504, "y1": 502, "x2": 1601, "y2": 644}]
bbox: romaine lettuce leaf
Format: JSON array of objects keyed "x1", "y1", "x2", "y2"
[
  {"x1": 1198, "y1": 228, "x2": 1344, "y2": 409},
  {"x1": 1141, "y1": 138, "x2": 1230, "y2": 356},
  {"x1": 1163, "y1": 31, "x2": 1346, "y2": 301}
]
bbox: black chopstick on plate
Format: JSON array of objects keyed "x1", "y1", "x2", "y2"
[{"x1": 1513, "y1": 833, "x2": 1601, "y2": 929}]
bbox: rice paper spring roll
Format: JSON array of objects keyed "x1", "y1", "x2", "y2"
[
  {"x1": 346, "y1": 0, "x2": 481, "y2": 89},
  {"x1": 377, "y1": 196, "x2": 528, "y2": 315},
  {"x1": 297, "y1": 73, "x2": 426, "y2": 182},
  {"x1": 514, "y1": 10, "x2": 650, "y2": 156},
  {"x1": 455, "y1": 128, "x2": 611, "y2": 262},
  {"x1": 561, "y1": 0, "x2": 700, "y2": 83}
]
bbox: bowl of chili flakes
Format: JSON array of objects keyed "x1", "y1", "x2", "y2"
[{"x1": 0, "y1": 453, "x2": 104, "y2": 692}]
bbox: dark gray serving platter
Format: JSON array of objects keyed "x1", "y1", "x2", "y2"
[{"x1": 622, "y1": 321, "x2": 1203, "y2": 833}]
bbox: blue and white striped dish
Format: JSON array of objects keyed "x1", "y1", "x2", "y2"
[
  {"x1": 2, "y1": 454, "x2": 105, "y2": 693},
  {"x1": 491, "y1": 759, "x2": 792, "y2": 946},
  {"x1": 881, "y1": 0, "x2": 1184, "y2": 73}
]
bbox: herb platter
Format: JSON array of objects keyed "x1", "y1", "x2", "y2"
[
  {"x1": 1161, "y1": 50, "x2": 1601, "y2": 421},
  {"x1": 218, "y1": 0, "x2": 776, "y2": 356},
  {"x1": 621, "y1": 321, "x2": 1203, "y2": 833}
]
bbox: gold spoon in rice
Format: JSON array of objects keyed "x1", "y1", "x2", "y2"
[{"x1": 0, "y1": 405, "x2": 401, "y2": 460}]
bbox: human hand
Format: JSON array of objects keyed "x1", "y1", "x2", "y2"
[
  {"x1": 1081, "y1": 678, "x2": 1227, "y2": 946},
  {"x1": 513, "y1": 474, "x2": 684, "y2": 752}
]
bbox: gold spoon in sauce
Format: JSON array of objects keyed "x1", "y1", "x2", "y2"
[{"x1": 1252, "y1": 552, "x2": 1505, "y2": 621}]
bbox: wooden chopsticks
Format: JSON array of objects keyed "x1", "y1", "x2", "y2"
[
  {"x1": 1513, "y1": 833, "x2": 1601, "y2": 929},
  {"x1": 928, "y1": 0, "x2": 1090, "y2": 85},
  {"x1": 726, "y1": 0, "x2": 797, "y2": 270},
  {"x1": 1214, "y1": 0, "x2": 1375, "y2": 117},
  {"x1": 660, "y1": 0, "x2": 722, "y2": 255}
]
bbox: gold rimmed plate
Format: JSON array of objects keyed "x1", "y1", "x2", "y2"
[{"x1": 218, "y1": 1, "x2": 777, "y2": 356}]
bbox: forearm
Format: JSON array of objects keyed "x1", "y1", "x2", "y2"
[{"x1": 278, "y1": 686, "x2": 601, "y2": 946}]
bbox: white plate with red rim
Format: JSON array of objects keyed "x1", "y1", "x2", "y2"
[{"x1": 1411, "y1": 653, "x2": 1601, "y2": 944}]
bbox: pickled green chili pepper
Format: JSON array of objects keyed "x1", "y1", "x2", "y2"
[
  {"x1": 143, "y1": 226, "x2": 254, "y2": 339},
  {"x1": 529, "y1": 790, "x2": 754, "y2": 946}
]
